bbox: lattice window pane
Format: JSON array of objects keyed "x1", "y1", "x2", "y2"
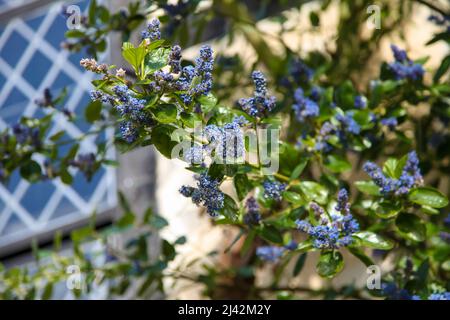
[{"x1": 0, "y1": 1, "x2": 117, "y2": 251}]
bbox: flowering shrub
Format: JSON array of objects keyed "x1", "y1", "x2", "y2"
[{"x1": 0, "y1": 0, "x2": 449, "y2": 300}]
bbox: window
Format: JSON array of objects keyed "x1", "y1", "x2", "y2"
[{"x1": 0, "y1": 0, "x2": 117, "y2": 256}]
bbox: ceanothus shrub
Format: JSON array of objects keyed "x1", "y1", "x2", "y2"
[{"x1": 0, "y1": 2, "x2": 449, "y2": 300}]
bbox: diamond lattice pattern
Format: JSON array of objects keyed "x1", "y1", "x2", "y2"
[{"x1": 0, "y1": 1, "x2": 117, "y2": 249}]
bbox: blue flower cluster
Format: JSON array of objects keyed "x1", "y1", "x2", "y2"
[
  {"x1": 263, "y1": 180, "x2": 286, "y2": 201},
  {"x1": 169, "y1": 45, "x2": 182, "y2": 74},
  {"x1": 380, "y1": 117, "x2": 398, "y2": 130},
  {"x1": 90, "y1": 90, "x2": 115, "y2": 104},
  {"x1": 183, "y1": 144, "x2": 205, "y2": 165},
  {"x1": 296, "y1": 189, "x2": 360, "y2": 249},
  {"x1": 178, "y1": 45, "x2": 214, "y2": 105},
  {"x1": 444, "y1": 213, "x2": 450, "y2": 227},
  {"x1": 427, "y1": 292, "x2": 450, "y2": 300},
  {"x1": 12, "y1": 123, "x2": 41, "y2": 148},
  {"x1": 312, "y1": 111, "x2": 362, "y2": 153},
  {"x1": 336, "y1": 111, "x2": 361, "y2": 135},
  {"x1": 310, "y1": 86, "x2": 322, "y2": 102},
  {"x1": 388, "y1": 45, "x2": 424, "y2": 81},
  {"x1": 292, "y1": 88, "x2": 319, "y2": 122},
  {"x1": 69, "y1": 152, "x2": 96, "y2": 180},
  {"x1": 256, "y1": 246, "x2": 285, "y2": 262},
  {"x1": 382, "y1": 283, "x2": 415, "y2": 300},
  {"x1": 141, "y1": 18, "x2": 161, "y2": 41},
  {"x1": 314, "y1": 121, "x2": 335, "y2": 152},
  {"x1": 112, "y1": 85, "x2": 152, "y2": 143},
  {"x1": 363, "y1": 151, "x2": 423, "y2": 196},
  {"x1": 243, "y1": 196, "x2": 261, "y2": 226},
  {"x1": 238, "y1": 71, "x2": 276, "y2": 118},
  {"x1": 383, "y1": 283, "x2": 450, "y2": 300},
  {"x1": 440, "y1": 231, "x2": 450, "y2": 243},
  {"x1": 428, "y1": 14, "x2": 450, "y2": 32},
  {"x1": 291, "y1": 58, "x2": 314, "y2": 84},
  {"x1": 354, "y1": 95, "x2": 367, "y2": 109},
  {"x1": 179, "y1": 173, "x2": 225, "y2": 217},
  {"x1": 198, "y1": 117, "x2": 246, "y2": 163}
]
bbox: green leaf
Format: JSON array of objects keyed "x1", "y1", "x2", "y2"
[
  {"x1": 353, "y1": 231, "x2": 393, "y2": 249},
  {"x1": 355, "y1": 180, "x2": 380, "y2": 196},
  {"x1": 290, "y1": 158, "x2": 308, "y2": 180},
  {"x1": 144, "y1": 47, "x2": 170, "y2": 74},
  {"x1": 59, "y1": 169, "x2": 73, "y2": 185},
  {"x1": 42, "y1": 282, "x2": 53, "y2": 300},
  {"x1": 408, "y1": 187, "x2": 449, "y2": 209},
  {"x1": 382, "y1": 158, "x2": 399, "y2": 178},
  {"x1": 347, "y1": 247, "x2": 374, "y2": 267},
  {"x1": 144, "y1": 208, "x2": 169, "y2": 230},
  {"x1": 335, "y1": 80, "x2": 356, "y2": 109},
  {"x1": 150, "y1": 125, "x2": 178, "y2": 159},
  {"x1": 221, "y1": 194, "x2": 238, "y2": 220},
  {"x1": 175, "y1": 236, "x2": 187, "y2": 245},
  {"x1": 325, "y1": 155, "x2": 351, "y2": 173},
  {"x1": 395, "y1": 213, "x2": 426, "y2": 242},
  {"x1": 293, "y1": 253, "x2": 307, "y2": 276},
  {"x1": 233, "y1": 174, "x2": 252, "y2": 201},
  {"x1": 282, "y1": 191, "x2": 303, "y2": 204},
  {"x1": 85, "y1": 100, "x2": 102, "y2": 123},
  {"x1": 49, "y1": 130, "x2": 65, "y2": 142},
  {"x1": 197, "y1": 93, "x2": 217, "y2": 112},
  {"x1": 71, "y1": 226, "x2": 94, "y2": 243},
  {"x1": 316, "y1": 251, "x2": 344, "y2": 278},
  {"x1": 118, "y1": 191, "x2": 132, "y2": 213},
  {"x1": 122, "y1": 42, "x2": 146, "y2": 73},
  {"x1": 259, "y1": 225, "x2": 283, "y2": 244},
  {"x1": 88, "y1": 0, "x2": 97, "y2": 24},
  {"x1": 434, "y1": 55, "x2": 450, "y2": 83},
  {"x1": 20, "y1": 160, "x2": 42, "y2": 182},
  {"x1": 152, "y1": 104, "x2": 178, "y2": 124},
  {"x1": 309, "y1": 11, "x2": 320, "y2": 26},
  {"x1": 64, "y1": 144, "x2": 79, "y2": 162},
  {"x1": 65, "y1": 29, "x2": 85, "y2": 38},
  {"x1": 375, "y1": 201, "x2": 402, "y2": 219},
  {"x1": 421, "y1": 205, "x2": 439, "y2": 215},
  {"x1": 116, "y1": 211, "x2": 135, "y2": 228},
  {"x1": 241, "y1": 230, "x2": 256, "y2": 257},
  {"x1": 299, "y1": 181, "x2": 328, "y2": 204}
]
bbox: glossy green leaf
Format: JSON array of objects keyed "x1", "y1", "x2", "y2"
[
  {"x1": 299, "y1": 181, "x2": 328, "y2": 204},
  {"x1": 234, "y1": 174, "x2": 252, "y2": 201},
  {"x1": 396, "y1": 213, "x2": 426, "y2": 242},
  {"x1": 282, "y1": 191, "x2": 303, "y2": 204},
  {"x1": 152, "y1": 104, "x2": 178, "y2": 124},
  {"x1": 355, "y1": 180, "x2": 380, "y2": 196},
  {"x1": 20, "y1": 160, "x2": 42, "y2": 182},
  {"x1": 290, "y1": 158, "x2": 308, "y2": 180},
  {"x1": 259, "y1": 225, "x2": 283, "y2": 244},
  {"x1": 85, "y1": 100, "x2": 102, "y2": 123},
  {"x1": 144, "y1": 47, "x2": 170, "y2": 74},
  {"x1": 325, "y1": 155, "x2": 351, "y2": 173},
  {"x1": 353, "y1": 231, "x2": 393, "y2": 249},
  {"x1": 293, "y1": 253, "x2": 307, "y2": 276},
  {"x1": 375, "y1": 201, "x2": 402, "y2": 219},
  {"x1": 317, "y1": 251, "x2": 344, "y2": 278},
  {"x1": 408, "y1": 187, "x2": 449, "y2": 209}
]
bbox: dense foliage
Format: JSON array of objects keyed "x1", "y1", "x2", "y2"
[{"x1": 0, "y1": 0, "x2": 449, "y2": 300}]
